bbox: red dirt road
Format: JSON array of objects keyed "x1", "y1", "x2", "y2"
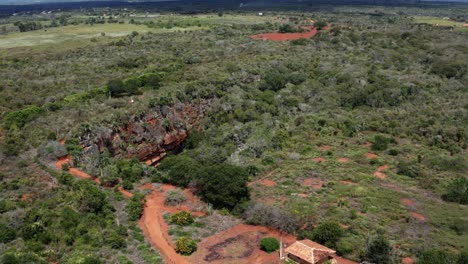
[
  {"x1": 118, "y1": 187, "x2": 134, "y2": 198},
  {"x1": 250, "y1": 26, "x2": 326, "y2": 41},
  {"x1": 55, "y1": 156, "x2": 101, "y2": 184},
  {"x1": 138, "y1": 184, "x2": 206, "y2": 264}
]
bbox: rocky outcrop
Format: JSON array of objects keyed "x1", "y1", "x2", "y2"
[{"x1": 81, "y1": 101, "x2": 208, "y2": 166}]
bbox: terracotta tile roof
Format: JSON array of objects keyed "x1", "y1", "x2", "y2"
[{"x1": 285, "y1": 239, "x2": 335, "y2": 264}]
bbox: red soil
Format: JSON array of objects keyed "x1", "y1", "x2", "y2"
[
  {"x1": 340, "y1": 180, "x2": 356, "y2": 185},
  {"x1": 338, "y1": 157, "x2": 350, "y2": 163},
  {"x1": 400, "y1": 198, "x2": 415, "y2": 207},
  {"x1": 139, "y1": 184, "x2": 206, "y2": 264},
  {"x1": 55, "y1": 155, "x2": 101, "y2": 184},
  {"x1": 118, "y1": 187, "x2": 134, "y2": 198},
  {"x1": 312, "y1": 157, "x2": 326, "y2": 163},
  {"x1": 365, "y1": 153, "x2": 379, "y2": 159},
  {"x1": 257, "y1": 179, "x2": 277, "y2": 187},
  {"x1": 319, "y1": 145, "x2": 331, "y2": 151},
  {"x1": 373, "y1": 164, "x2": 389, "y2": 179},
  {"x1": 21, "y1": 194, "x2": 32, "y2": 201},
  {"x1": 303, "y1": 178, "x2": 324, "y2": 189},
  {"x1": 410, "y1": 212, "x2": 426, "y2": 221},
  {"x1": 402, "y1": 257, "x2": 416, "y2": 264},
  {"x1": 190, "y1": 224, "x2": 296, "y2": 264},
  {"x1": 250, "y1": 26, "x2": 324, "y2": 41}
]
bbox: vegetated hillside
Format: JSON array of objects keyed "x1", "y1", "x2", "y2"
[{"x1": 0, "y1": 6, "x2": 467, "y2": 264}]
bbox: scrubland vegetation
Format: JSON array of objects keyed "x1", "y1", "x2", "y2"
[{"x1": 0, "y1": 3, "x2": 467, "y2": 264}]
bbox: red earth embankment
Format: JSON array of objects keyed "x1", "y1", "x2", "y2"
[{"x1": 250, "y1": 26, "x2": 329, "y2": 41}]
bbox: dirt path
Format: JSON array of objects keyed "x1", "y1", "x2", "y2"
[
  {"x1": 250, "y1": 26, "x2": 329, "y2": 41},
  {"x1": 118, "y1": 187, "x2": 134, "y2": 198},
  {"x1": 138, "y1": 184, "x2": 206, "y2": 264}
]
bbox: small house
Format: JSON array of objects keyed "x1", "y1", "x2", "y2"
[
  {"x1": 284, "y1": 239, "x2": 358, "y2": 264},
  {"x1": 285, "y1": 239, "x2": 336, "y2": 264}
]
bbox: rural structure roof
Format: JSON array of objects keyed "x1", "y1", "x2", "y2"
[{"x1": 285, "y1": 239, "x2": 336, "y2": 264}]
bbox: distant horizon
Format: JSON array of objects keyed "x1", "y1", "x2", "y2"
[{"x1": 1, "y1": 0, "x2": 468, "y2": 5}]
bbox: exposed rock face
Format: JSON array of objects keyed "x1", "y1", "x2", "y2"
[{"x1": 81, "y1": 101, "x2": 208, "y2": 166}]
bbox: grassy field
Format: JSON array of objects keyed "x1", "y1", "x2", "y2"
[
  {"x1": 413, "y1": 16, "x2": 468, "y2": 31},
  {"x1": 0, "y1": 23, "x2": 206, "y2": 49}
]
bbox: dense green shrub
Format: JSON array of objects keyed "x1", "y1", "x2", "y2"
[
  {"x1": 260, "y1": 237, "x2": 279, "y2": 253},
  {"x1": 0, "y1": 223, "x2": 17, "y2": 243},
  {"x1": 126, "y1": 193, "x2": 145, "y2": 221},
  {"x1": 196, "y1": 164, "x2": 249, "y2": 210},
  {"x1": 175, "y1": 237, "x2": 197, "y2": 256},
  {"x1": 362, "y1": 234, "x2": 391, "y2": 264},
  {"x1": 371, "y1": 135, "x2": 392, "y2": 151},
  {"x1": 311, "y1": 222, "x2": 343, "y2": 248},
  {"x1": 431, "y1": 60, "x2": 467, "y2": 79},
  {"x1": 75, "y1": 181, "x2": 107, "y2": 213},
  {"x1": 315, "y1": 20, "x2": 327, "y2": 29},
  {"x1": 3, "y1": 105, "x2": 44, "y2": 129},
  {"x1": 159, "y1": 155, "x2": 201, "y2": 187},
  {"x1": 396, "y1": 160, "x2": 421, "y2": 178},
  {"x1": 170, "y1": 211, "x2": 194, "y2": 226},
  {"x1": 442, "y1": 177, "x2": 468, "y2": 205},
  {"x1": 418, "y1": 249, "x2": 459, "y2": 264}
]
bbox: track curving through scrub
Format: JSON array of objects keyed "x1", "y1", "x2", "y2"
[{"x1": 138, "y1": 184, "x2": 206, "y2": 264}]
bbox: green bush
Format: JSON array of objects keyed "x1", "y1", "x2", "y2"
[
  {"x1": 442, "y1": 177, "x2": 468, "y2": 205},
  {"x1": 3, "y1": 105, "x2": 44, "y2": 129},
  {"x1": 0, "y1": 223, "x2": 17, "y2": 243},
  {"x1": 418, "y1": 249, "x2": 458, "y2": 264},
  {"x1": 170, "y1": 211, "x2": 194, "y2": 226},
  {"x1": 363, "y1": 234, "x2": 391, "y2": 264},
  {"x1": 159, "y1": 155, "x2": 201, "y2": 187},
  {"x1": 260, "y1": 237, "x2": 279, "y2": 253},
  {"x1": 371, "y1": 135, "x2": 391, "y2": 151},
  {"x1": 175, "y1": 237, "x2": 197, "y2": 256},
  {"x1": 126, "y1": 193, "x2": 145, "y2": 221},
  {"x1": 196, "y1": 164, "x2": 249, "y2": 210},
  {"x1": 311, "y1": 222, "x2": 343, "y2": 248}
]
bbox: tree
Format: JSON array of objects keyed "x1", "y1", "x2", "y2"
[
  {"x1": 196, "y1": 164, "x2": 249, "y2": 210},
  {"x1": 363, "y1": 234, "x2": 391, "y2": 264},
  {"x1": 260, "y1": 237, "x2": 280, "y2": 253},
  {"x1": 159, "y1": 155, "x2": 201, "y2": 187},
  {"x1": 311, "y1": 222, "x2": 343, "y2": 248},
  {"x1": 315, "y1": 20, "x2": 327, "y2": 29},
  {"x1": 442, "y1": 177, "x2": 468, "y2": 205}
]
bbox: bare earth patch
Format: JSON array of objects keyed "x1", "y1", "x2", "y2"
[
  {"x1": 373, "y1": 164, "x2": 389, "y2": 179},
  {"x1": 338, "y1": 157, "x2": 350, "y2": 163},
  {"x1": 319, "y1": 145, "x2": 332, "y2": 151},
  {"x1": 190, "y1": 224, "x2": 296, "y2": 264},
  {"x1": 257, "y1": 179, "x2": 277, "y2": 187},
  {"x1": 303, "y1": 178, "x2": 325, "y2": 189},
  {"x1": 365, "y1": 153, "x2": 379, "y2": 159},
  {"x1": 410, "y1": 212, "x2": 426, "y2": 221},
  {"x1": 400, "y1": 198, "x2": 415, "y2": 207},
  {"x1": 312, "y1": 157, "x2": 326, "y2": 163}
]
